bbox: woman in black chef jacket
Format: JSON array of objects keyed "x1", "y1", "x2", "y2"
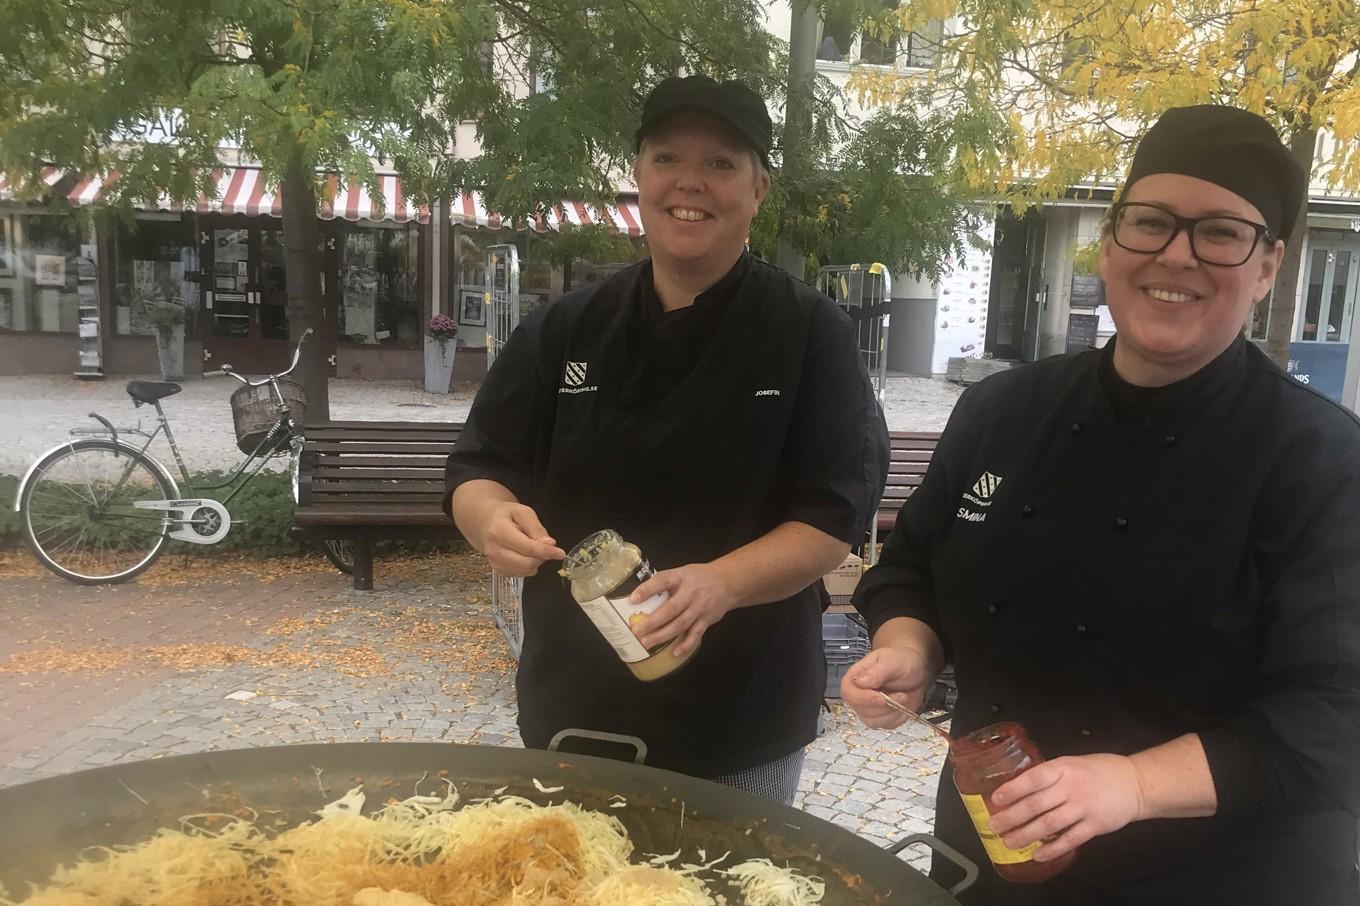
[
  {"x1": 444, "y1": 75, "x2": 888, "y2": 803},
  {"x1": 844, "y1": 105, "x2": 1360, "y2": 905}
]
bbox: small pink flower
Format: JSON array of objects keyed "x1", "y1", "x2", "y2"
[{"x1": 428, "y1": 315, "x2": 458, "y2": 339}]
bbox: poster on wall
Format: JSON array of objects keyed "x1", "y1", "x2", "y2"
[
  {"x1": 39, "y1": 289, "x2": 62, "y2": 331},
  {"x1": 342, "y1": 265, "x2": 378, "y2": 343},
  {"x1": 78, "y1": 244, "x2": 97, "y2": 282},
  {"x1": 0, "y1": 218, "x2": 12, "y2": 277},
  {"x1": 135, "y1": 259, "x2": 159, "y2": 293},
  {"x1": 1286, "y1": 342, "x2": 1349, "y2": 402},
  {"x1": 36, "y1": 254, "x2": 67, "y2": 287},
  {"x1": 459, "y1": 289, "x2": 486, "y2": 326},
  {"x1": 931, "y1": 216, "x2": 996, "y2": 375}
]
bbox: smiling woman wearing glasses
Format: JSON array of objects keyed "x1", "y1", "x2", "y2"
[{"x1": 843, "y1": 105, "x2": 1360, "y2": 905}]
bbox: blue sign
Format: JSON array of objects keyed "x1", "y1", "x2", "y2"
[{"x1": 1286, "y1": 342, "x2": 1349, "y2": 402}]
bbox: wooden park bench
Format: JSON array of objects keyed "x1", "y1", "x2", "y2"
[
  {"x1": 292, "y1": 421, "x2": 463, "y2": 590},
  {"x1": 875, "y1": 431, "x2": 942, "y2": 539},
  {"x1": 292, "y1": 421, "x2": 942, "y2": 585}
]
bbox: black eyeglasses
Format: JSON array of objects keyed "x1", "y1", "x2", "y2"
[{"x1": 1110, "y1": 202, "x2": 1273, "y2": 267}]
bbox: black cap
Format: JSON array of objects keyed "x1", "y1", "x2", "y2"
[
  {"x1": 636, "y1": 75, "x2": 773, "y2": 168},
  {"x1": 1122, "y1": 105, "x2": 1307, "y2": 242}
]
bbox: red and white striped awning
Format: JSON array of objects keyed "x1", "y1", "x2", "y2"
[
  {"x1": 199, "y1": 169, "x2": 431, "y2": 223},
  {"x1": 17, "y1": 165, "x2": 644, "y2": 235},
  {"x1": 451, "y1": 192, "x2": 644, "y2": 237},
  {"x1": 60, "y1": 167, "x2": 431, "y2": 224},
  {"x1": 0, "y1": 167, "x2": 68, "y2": 201}
]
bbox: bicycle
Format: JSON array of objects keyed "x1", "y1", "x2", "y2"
[{"x1": 14, "y1": 329, "x2": 342, "y2": 584}]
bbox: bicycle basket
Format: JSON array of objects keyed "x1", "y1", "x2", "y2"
[{"x1": 229, "y1": 379, "x2": 306, "y2": 455}]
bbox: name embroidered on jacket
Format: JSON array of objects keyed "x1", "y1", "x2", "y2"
[{"x1": 755, "y1": 389, "x2": 781, "y2": 397}]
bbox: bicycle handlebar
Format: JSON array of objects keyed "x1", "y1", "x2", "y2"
[{"x1": 214, "y1": 328, "x2": 313, "y2": 387}]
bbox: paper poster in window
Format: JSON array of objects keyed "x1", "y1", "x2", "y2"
[
  {"x1": 460, "y1": 289, "x2": 486, "y2": 326},
  {"x1": 39, "y1": 289, "x2": 62, "y2": 330},
  {"x1": 134, "y1": 259, "x2": 158, "y2": 292},
  {"x1": 78, "y1": 244, "x2": 97, "y2": 282},
  {"x1": 36, "y1": 254, "x2": 67, "y2": 287},
  {"x1": 0, "y1": 218, "x2": 12, "y2": 277}
]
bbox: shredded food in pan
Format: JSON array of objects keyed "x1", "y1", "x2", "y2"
[{"x1": 0, "y1": 783, "x2": 828, "y2": 906}]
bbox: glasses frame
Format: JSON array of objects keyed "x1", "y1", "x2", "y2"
[{"x1": 1109, "y1": 202, "x2": 1274, "y2": 267}]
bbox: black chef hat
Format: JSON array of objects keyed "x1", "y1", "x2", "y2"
[
  {"x1": 636, "y1": 75, "x2": 772, "y2": 169},
  {"x1": 1121, "y1": 105, "x2": 1307, "y2": 242}
]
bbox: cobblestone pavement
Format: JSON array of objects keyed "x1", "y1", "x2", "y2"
[
  {"x1": 0, "y1": 549, "x2": 949, "y2": 875},
  {"x1": 0, "y1": 370, "x2": 964, "y2": 476}
]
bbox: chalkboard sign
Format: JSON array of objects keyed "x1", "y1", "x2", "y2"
[
  {"x1": 1066, "y1": 312, "x2": 1100, "y2": 353},
  {"x1": 1070, "y1": 273, "x2": 1104, "y2": 309}
]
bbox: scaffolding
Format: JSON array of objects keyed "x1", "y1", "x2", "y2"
[
  {"x1": 816, "y1": 263, "x2": 892, "y2": 404},
  {"x1": 816, "y1": 263, "x2": 893, "y2": 563}
]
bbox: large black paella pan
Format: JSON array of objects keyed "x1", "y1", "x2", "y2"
[{"x1": 0, "y1": 741, "x2": 976, "y2": 904}]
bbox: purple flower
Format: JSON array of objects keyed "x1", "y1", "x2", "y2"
[{"x1": 428, "y1": 314, "x2": 458, "y2": 339}]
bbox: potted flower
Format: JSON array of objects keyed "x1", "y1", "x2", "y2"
[{"x1": 424, "y1": 313, "x2": 459, "y2": 393}]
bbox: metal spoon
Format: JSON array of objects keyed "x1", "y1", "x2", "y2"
[{"x1": 878, "y1": 691, "x2": 952, "y2": 742}]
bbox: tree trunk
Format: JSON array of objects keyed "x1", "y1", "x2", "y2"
[
  {"x1": 775, "y1": 0, "x2": 820, "y2": 279},
  {"x1": 280, "y1": 155, "x2": 329, "y2": 419},
  {"x1": 1264, "y1": 127, "x2": 1317, "y2": 367}
]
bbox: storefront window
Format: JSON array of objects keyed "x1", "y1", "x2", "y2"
[
  {"x1": 452, "y1": 228, "x2": 524, "y2": 335},
  {"x1": 0, "y1": 212, "x2": 85, "y2": 333},
  {"x1": 112, "y1": 216, "x2": 198, "y2": 337},
  {"x1": 338, "y1": 223, "x2": 422, "y2": 345}
]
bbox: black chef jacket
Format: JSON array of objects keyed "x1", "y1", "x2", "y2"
[
  {"x1": 855, "y1": 336, "x2": 1360, "y2": 905},
  {"x1": 445, "y1": 252, "x2": 889, "y2": 777}
]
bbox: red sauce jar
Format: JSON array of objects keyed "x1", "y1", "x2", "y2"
[{"x1": 949, "y1": 721, "x2": 1078, "y2": 883}]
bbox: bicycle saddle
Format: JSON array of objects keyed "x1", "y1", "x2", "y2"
[{"x1": 126, "y1": 380, "x2": 182, "y2": 404}]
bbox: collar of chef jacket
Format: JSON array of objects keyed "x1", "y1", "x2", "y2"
[
  {"x1": 1089, "y1": 333, "x2": 1249, "y2": 434},
  {"x1": 636, "y1": 251, "x2": 754, "y2": 320}
]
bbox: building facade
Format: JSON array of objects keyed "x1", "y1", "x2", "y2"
[{"x1": 0, "y1": 167, "x2": 644, "y2": 382}]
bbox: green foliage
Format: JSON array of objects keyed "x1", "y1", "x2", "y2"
[
  {"x1": 751, "y1": 92, "x2": 1000, "y2": 281},
  {"x1": 186, "y1": 469, "x2": 300, "y2": 555},
  {"x1": 0, "y1": 0, "x2": 991, "y2": 335},
  {"x1": 0, "y1": 475, "x2": 18, "y2": 546},
  {"x1": 0, "y1": 469, "x2": 455, "y2": 559}
]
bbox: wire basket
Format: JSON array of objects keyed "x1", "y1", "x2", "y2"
[
  {"x1": 491, "y1": 570, "x2": 525, "y2": 659},
  {"x1": 229, "y1": 379, "x2": 306, "y2": 455}
]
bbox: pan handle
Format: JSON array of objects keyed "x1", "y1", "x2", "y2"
[
  {"x1": 547, "y1": 728, "x2": 649, "y2": 765},
  {"x1": 886, "y1": 833, "x2": 978, "y2": 896}
]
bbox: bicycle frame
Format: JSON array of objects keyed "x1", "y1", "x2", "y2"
[
  {"x1": 19, "y1": 328, "x2": 314, "y2": 523},
  {"x1": 67, "y1": 398, "x2": 297, "y2": 508}
]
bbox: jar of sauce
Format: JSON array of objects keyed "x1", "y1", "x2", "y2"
[
  {"x1": 558, "y1": 529, "x2": 696, "y2": 681},
  {"x1": 950, "y1": 721, "x2": 1078, "y2": 883}
]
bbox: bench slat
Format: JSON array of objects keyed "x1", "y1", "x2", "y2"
[
  {"x1": 311, "y1": 455, "x2": 449, "y2": 468},
  {"x1": 311, "y1": 467, "x2": 447, "y2": 480},
  {"x1": 306, "y1": 443, "x2": 459, "y2": 455},
  {"x1": 305, "y1": 426, "x2": 461, "y2": 440}
]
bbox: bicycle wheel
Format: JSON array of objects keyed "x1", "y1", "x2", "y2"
[
  {"x1": 322, "y1": 539, "x2": 355, "y2": 575},
  {"x1": 21, "y1": 439, "x2": 177, "y2": 584},
  {"x1": 287, "y1": 437, "x2": 353, "y2": 574}
]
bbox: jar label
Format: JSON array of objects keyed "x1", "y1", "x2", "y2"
[
  {"x1": 578, "y1": 590, "x2": 669, "y2": 664},
  {"x1": 960, "y1": 793, "x2": 1040, "y2": 865}
]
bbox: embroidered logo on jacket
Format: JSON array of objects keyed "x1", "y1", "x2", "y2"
[
  {"x1": 559, "y1": 360, "x2": 598, "y2": 395},
  {"x1": 971, "y1": 472, "x2": 1003, "y2": 499},
  {"x1": 957, "y1": 471, "x2": 1004, "y2": 523}
]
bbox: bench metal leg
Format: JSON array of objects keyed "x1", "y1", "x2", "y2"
[{"x1": 352, "y1": 534, "x2": 374, "y2": 591}]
